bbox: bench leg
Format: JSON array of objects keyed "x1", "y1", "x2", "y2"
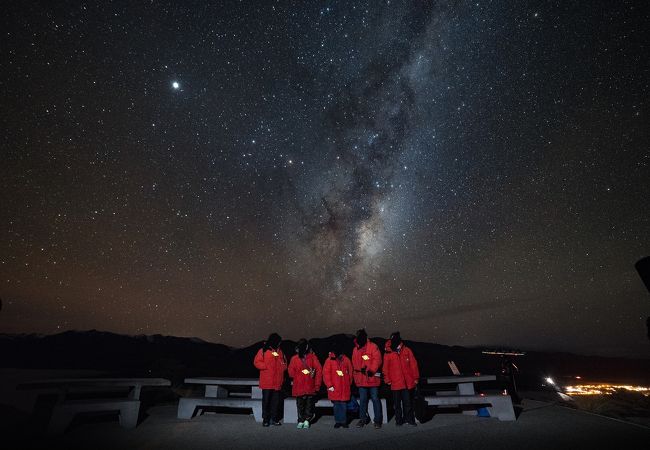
[
  {"x1": 487, "y1": 396, "x2": 516, "y2": 421},
  {"x1": 205, "y1": 386, "x2": 229, "y2": 398},
  {"x1": 177, "y1": 398, "x2": 198, "y2": 419},
  {"x1": 252, "y1": 403, "x2": 263, "y2": 422},
  {"x1": 47, "y1": 406, "x2": 74, "y2": 434},
  {"x1": 119, "y1": 401, "x2": 140, "y2": 429},
  {"x1": 283, "y1": 398, "x2": 298, "y2": 423}
]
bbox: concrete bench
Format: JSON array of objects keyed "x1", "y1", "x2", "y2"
[
  {"x1": 48, "y1": 398, "x2": 140, "y2": 433},
  {"x1": 283, "y1": 397, "x2": 388, "y2": 423},
  {"x1": 178, "y1": 397, "x2": 263, "y2": 421},
  {"x1": 424, "y1": 394, "x2": 516, "y2": 421}
]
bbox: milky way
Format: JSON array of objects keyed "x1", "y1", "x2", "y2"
[{"x1": 1, "y1": 1, "x2": 648, "y2": 356}]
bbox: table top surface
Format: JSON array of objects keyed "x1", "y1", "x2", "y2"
[
  {"x1": 18, "y1": 378, "x2": 171, "y2": 389},
  {"x1": 184, "y1": 377, "x2": 259, "y2": 385},
  {"x1": 425, "y1": 375, "x2": 497, "y2": 384}
]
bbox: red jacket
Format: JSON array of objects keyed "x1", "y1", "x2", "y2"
[
  {"x1": 323, "y1": 354, "x2": 353, "y2": 402},
  {"x1": 383, "y1": 342, "x2": 419, "y2": 390},
  {"x1": 288, "y1": 352, "x2": 323, "y2": 396},
  {"x1": 352, "y1": 341, "x2": 382, "y2": 387},
  {"x1": 254, "y1": 347, "x2": 287, "y2": 390}
]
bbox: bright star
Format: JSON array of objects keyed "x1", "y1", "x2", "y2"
[{"x1": 172, "y1": 81, "x2": 180, "y2": 89}]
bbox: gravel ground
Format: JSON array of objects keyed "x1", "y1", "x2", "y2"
[{"x1": 8, "y1": 399, "x2": 649, "y2": 450}]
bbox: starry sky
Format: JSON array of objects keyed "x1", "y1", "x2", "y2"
[{"x1": 1, "y1": 1, "x2": 649, "y2": 357}]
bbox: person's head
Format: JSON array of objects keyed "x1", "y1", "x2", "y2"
[
  {"x1": 295, "y1": 338, "x2": 309, "y2": 358},
  {"x1": 355, "y1": 328, "x2": 368, "y2": 347},
  {"x1": 389, "y1": 331, "x2": 402, "y2": 349},
  {"x1": 330, "y1": 340, "x2": 343, "y2": 358},
  {"x1": 265, "y1": 333, "x2": 282, "y2": 350}
]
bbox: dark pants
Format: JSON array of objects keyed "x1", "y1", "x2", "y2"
[
  {"x1": 296, "y1": 395, "x2": 315, "y2": 422},
  {"x1": 359, "y1": 386, "x2": 383, "y2": 423},
  {"x1": 392, "y1": 389, "x2": 415, "y2": 425},
  {"x1": 262, "y1": 389, "x2": 281, "y2": 422},
  {"x1": 332, "y1": 400, "x2": 347, "y2": 424}
]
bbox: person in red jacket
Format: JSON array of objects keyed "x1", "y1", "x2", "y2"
[
  {"x1": 323, "y1": 343, "x2": 353, "y2": 428},
  {"x1": 383, "y1": 332, "x2": 419, "y2": 426},
  {"x1": 287, "y1": 338, "x2": 322, "y2": 429},
  {"x1": 253, "y1": 332, "x2": 287, "y2": 426},
  {"x1": 351, "y1": 328, "x2": 383, "y2": 428}
]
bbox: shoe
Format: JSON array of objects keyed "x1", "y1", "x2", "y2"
[
  {"x1": 272, "y1": 421, "x2": 282, "y2": 426},
  {"x1": 297, "y1": 421, "x2": 304, "y2": 429},
  {"x1": 395, "y1": 421, "x2": 403, "y2": 427},
  {"x1": 303, "y1": 420, "x2": 310, "y2": 429},
  {"x1": 355, "y1": 419, "x2": 366, "y2": 428},
  {"x1": 334, "y1": 423, "x2": 342, "y2": 429},
  {"x1": 374, "y1": 422, "x2": 382, "y2": 429},
  {"x1": 341, "y1": 423, "x2": 349, "y2": 428},
  {"x1": 262, "y1": 421, "x2": 270, "y2": 427},
  {"x1": 407, "y1": 422, "x2": 417, "y2": 427}
]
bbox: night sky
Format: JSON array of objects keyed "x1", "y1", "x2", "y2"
[{"x1": 1, "y1": 1, "x2": 648, "y2": 357}]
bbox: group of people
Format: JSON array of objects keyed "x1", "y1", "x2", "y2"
[{"x1": 253, "y1": 329, "x2": 420, "y2": 429}]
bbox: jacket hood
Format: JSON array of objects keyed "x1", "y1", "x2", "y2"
[{"x1": 355, "y1": 328, "x2": 368, "y2": 347}]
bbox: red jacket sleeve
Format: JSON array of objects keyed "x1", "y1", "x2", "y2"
[
  {"x1": 313, "y1": 355, "x2": 323, "y2": 390},
  {"x1": 383, "y1": 354, "x2": 392, "y2": 385},
  {"x1": 408, "y1": 348, "x2": 419, "y2": 380},
  {"x1": 345, "y1": 357, "x2": 353, "y2": 385},
  {"x1": 323, "y1": 359, "x2": 332, "y2": 388},
  {"x1": 279, "y1": 350, "x2": 288, "y2": 371},
  {"x1": 368, "y1": 343, "x2": 382, "y2": 373},
  {"x1": 254, "y1": 348, "x2": 266, "y2": 370},
  {"x1": 288, "y1": 355, "x2": 298, "y2": 379}
]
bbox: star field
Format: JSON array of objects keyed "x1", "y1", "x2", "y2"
[{"x1": 1, "y1": 1, "x2": 648, "y2": 357}]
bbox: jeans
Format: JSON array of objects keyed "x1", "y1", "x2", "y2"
[
  {"x1": 262, "y1": 389, "x2": 281, "y2": 422},
  {"x1": 358, "y1": 386, "x2": 383, "y2": 423},
  {"x1": 392, "y1": 389, "x2": 415, "y2": 425},
  {"x1": 296, "y1": 395, "x2": 315, "y2": 422},
  {"x1": 332, "y1": 400, "x2": 347, "y2": 424}
]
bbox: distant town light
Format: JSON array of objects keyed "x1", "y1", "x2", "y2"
[
  {"x1": 564, "y1": 384, "x2": 650, "y2": 396},
  {"x1": 545, "y1": 377, "x2": 555, "y2": 385}
]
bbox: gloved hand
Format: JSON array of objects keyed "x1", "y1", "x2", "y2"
[
  {"x1": 360, "y1": 367, "x2": 366, "y2": 375},
  {"x1": 367, "y1": 370, "x2": 374, "y2": 377},
  {"x1": 328, "y1": 386, "x2": 335, "y2": 392}
]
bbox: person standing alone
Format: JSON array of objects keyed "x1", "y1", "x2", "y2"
[
  {"x1": 351, "y1": 329, "x2": 383, "y2": 428},
  {"x1": 383, "y1": 332, "x2": 419, "y2": 426},
  {"x1": 254, "y1": 332, "x2": 287, "y2": 426}
]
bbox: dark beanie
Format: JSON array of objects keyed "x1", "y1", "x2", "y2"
[
  {"x1": 265, "y1": 333, "x2": 282, "y2": 349},
  {"x1": 356, "y1": 328, "x2": 368, "y2": 347},
  {"x1": 390, "y1": 331, "x2": 402, "y2": 348},
  {"x1": 330, "y1": 339, "x2": 343, "y2": 357},
  {"x1": 296, "y1": 338, "x2": 309, "y2": 358}
]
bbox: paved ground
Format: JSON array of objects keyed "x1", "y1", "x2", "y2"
[{"x1": 9, "y1": 399, "x2": 649, "y2": 450}]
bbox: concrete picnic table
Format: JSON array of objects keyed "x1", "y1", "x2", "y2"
[
  {"x1": 425, "y1": 375, "x2": 497, "y2": 395},
  {"x1": 20, "y1": 377, "x2": 171, "y2": 399},
  {"x1": 18, "y1": 377, "x2": 171, "y2": 433},
  {"x1": 422, "y1": 375, "x2": 515, "y2": 421},
  {"x1": 178, "y1": 377, "x2": 264, "y2": 420},
  {"x1": 184, "y1": 377, "x2": 260, "y2": 398}
]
